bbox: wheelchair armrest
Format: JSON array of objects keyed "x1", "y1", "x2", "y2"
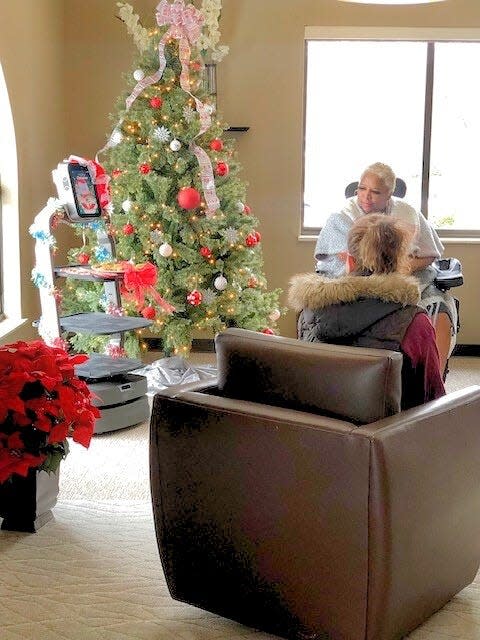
[{"x1": 432, "y1": 257, "x2": 464, "y2": 290}]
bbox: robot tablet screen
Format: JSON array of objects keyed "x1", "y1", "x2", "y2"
[
  {"x1": 68, "y1": 163, "x2": 102, "y2": 219},
  {"x1": 52, "y1": 160, "x2": 103, "y2": 222}
]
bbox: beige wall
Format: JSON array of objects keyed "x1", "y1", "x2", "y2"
[
  {"x1": 2, "y1": 0, "x2": 480, "y2": 343},
  {"x1": 0, "y1": 0, "x2": 66, "y2": 342}
]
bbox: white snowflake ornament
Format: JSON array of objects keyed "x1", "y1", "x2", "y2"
[
  {"x1": 150, "y1": 230, "x2": 163, "y2": 243},
  {"x1": 183, "y1": 105, "x2": 196, "y2": 123},
  {"x1": 152, "y1": 126, "x2": 171, "y2": 143},
  {"x1": 200, "y1": 288, "x2": 217, "y2": 306},
  {"x1": 222, "y1": 227, "x2": 239, "y2": 244}
]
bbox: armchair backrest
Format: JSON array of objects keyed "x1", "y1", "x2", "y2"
[{"x1": 215, "y1": 329, "x2": 403, "y2": 424}]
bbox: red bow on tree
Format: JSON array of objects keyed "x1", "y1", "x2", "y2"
[{"x1": 121, "y1": 262, "x2": 175, "y2": 314}]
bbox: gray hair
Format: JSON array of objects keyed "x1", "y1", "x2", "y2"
[{"x1": 361, "y1": 162, "x2": 396, "y2": 195}]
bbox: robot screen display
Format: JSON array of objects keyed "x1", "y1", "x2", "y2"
[{"x1": 68, "y1": 163, "x2": 102, "y2": 218}]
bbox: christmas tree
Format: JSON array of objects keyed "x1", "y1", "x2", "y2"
[{"x1": 61, "y1": 0, "x2": 281, "y2": 356}]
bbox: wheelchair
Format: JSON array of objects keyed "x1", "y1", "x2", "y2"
[{"x1": 344, "y1": 178, "x2": 463, "y2": 370}]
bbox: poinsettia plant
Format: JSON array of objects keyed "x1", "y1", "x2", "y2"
[{"x1": 0, "y1": 340, "x2": 100, "y2": 483}]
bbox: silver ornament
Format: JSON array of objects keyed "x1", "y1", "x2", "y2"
[
  {"x1": 235, "y1": 201, "x2": 245, "y2": 213},
  {"x1": 214, "y1": 275, "x2": 227, "y2": 291},
  {"x1": 133, "y1": 69, "x2": 145, "y2": 81},
  {"x1": 170, "y1": 138, "x2": 182, "y2": 151},
  {"x1": 122, "y1": 199, "x2": 132, "y2": 213},
  {"x1": 269, "y1": 309, "x2": 281, "y2": 322},
  {"x1": 159, "y1": 242, "x2": 173, "y2": 258}
]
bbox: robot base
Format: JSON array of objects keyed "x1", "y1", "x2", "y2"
[{"x1": 87, "y1": 373, "x2": 150, "y2": 434}]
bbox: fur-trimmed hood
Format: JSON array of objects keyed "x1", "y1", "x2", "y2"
[{"x1": 288, "y1": 272, "x2": 421, "y2": 312}]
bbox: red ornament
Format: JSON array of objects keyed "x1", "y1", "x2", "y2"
[
  {"x1": 209, "y1": 138, "x2": 224, "y2": 151},
  {"x1": 77, "y1": 252, "x2": 90, "y2": 265},
  {"x1": 245, "y1": 233, "x2": 258, "y2": 247},
  {"x1": 141, "y1": 305, "x2": 156, "y2": 320},
  {"x1": 254, "y1": 231, "x2": 262, "y2": 243},
  {"x1": 262, "y1": 328, "x2": 274, "y2": 335},
  {"x1": 187, "y1": 290, "x2": 203, "y2": 306},
  {"x1": 190, "y1": 60, "x2": 202, "y2": 71},
  {"x1": 243, "y1": 204, "x2": 251, "y2": 215},
  {"x1": 177, "y1": 187, "x2": 201, "y2": 210},
  {"x1": 200, "y1": 246, "x2": 212, "y2": 258},
  {"x1": 139, "y1": 163, "x2": 151, "y2": 175},
  {"x1": 123, "y1": 223, "x2": 135, "y2": 235},
  {"x1": 215, "y1": 162, "x2": 229, "y2": 177},
  {"x1": 248, "y1": 276, "x2": 258, "y2": 288},
  {"x1": 112, "y1": 168, "x2": 123, "y2": 179},
  {"x1": 150, "y1": 97, "x2": 163, "y2": 109}
]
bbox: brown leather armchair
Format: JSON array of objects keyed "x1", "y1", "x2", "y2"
[{"x1": 150, "y1": 328, "x2": 480, "y2": 640}]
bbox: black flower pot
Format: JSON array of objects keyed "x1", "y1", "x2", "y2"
[{"x1": 0, "y1": 467, "x2": 60, "y2": 532}]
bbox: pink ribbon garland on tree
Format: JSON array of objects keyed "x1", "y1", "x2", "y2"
[{"x1": 123, "y1": 0, "x2": 220, "y2": 216}]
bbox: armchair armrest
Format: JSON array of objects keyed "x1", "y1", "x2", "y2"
[{"x1": 356, "y1": 386, "x2": 480, "y2": 640}]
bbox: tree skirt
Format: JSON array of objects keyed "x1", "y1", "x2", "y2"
[{"x1": 133, "y1": 356, "x2": 217, "y2": 395}]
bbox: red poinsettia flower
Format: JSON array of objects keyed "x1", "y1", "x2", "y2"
[
  {"x1": 0, "y1": 340, "x2": 98, "y2": 483},
  {"x1": 0, "y1": 449, "x2": 46, "y2": 484}
]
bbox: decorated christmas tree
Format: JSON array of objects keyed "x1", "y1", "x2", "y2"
[{"x1": 61, "y1": 0, "x2": 281, "y2": 356}]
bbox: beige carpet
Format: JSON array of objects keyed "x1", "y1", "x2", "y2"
[{"x1": 1, "y1": 355, "x2": 480, "y2": 639}]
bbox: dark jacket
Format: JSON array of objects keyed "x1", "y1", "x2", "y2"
[{"x1": 288, "y1": 272, "x2": 445, "y2": 409}]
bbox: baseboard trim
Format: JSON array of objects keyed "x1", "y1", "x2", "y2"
[
  {"x1": 452, "y1": 344, "x2": 480, "y2": 357},
  {"x1": 145, "y1": 338, "x2": 215, "y2": 353}
]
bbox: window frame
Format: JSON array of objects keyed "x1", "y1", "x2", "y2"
[
  {"x1": 0, "y1": 61, "x2": 23, "y2": 338},
  {"x1": 302, "y1": 26, "x2": 480, "y2": 239}
]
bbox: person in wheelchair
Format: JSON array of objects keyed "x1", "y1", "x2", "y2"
[
  {"x1": 289, "y1": 214, "x2": 446, "y2": 409},
  {"x1": 314, "y1": 162, "x2": 457, "y2": 376}
]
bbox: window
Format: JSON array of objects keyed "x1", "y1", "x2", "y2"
[
  {"x1": 0, "y1": 61, "x2": 22, "y2": 335},
  {"x1": 302, "y1": 28, "x2": 480, "y2": 236}
]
